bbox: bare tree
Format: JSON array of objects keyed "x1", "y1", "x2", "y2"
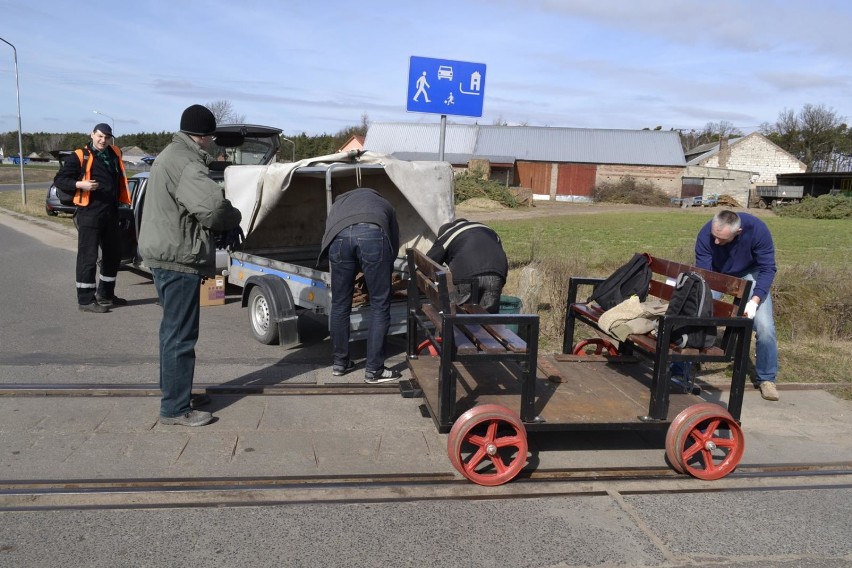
[
  {"x1": 761, "y1": 104, "x2": 849, "y2": 171},
  {"x1": 701, "y1": 120, "x2": 744, "y2": 141},
  {"x1": 206, "y1": 100, "x2": 246, "y2": 125},
  {"x1": 678, "y1": 121, "x2": 744, "y2": 152}
]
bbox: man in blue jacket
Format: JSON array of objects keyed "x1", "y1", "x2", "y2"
[{"x1": 695, "y1": 210, "x2": 779, "y2": 401}]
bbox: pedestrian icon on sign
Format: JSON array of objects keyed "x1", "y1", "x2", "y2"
[{"x1": 413, "y1": 71, "x2": 431, "y2": 103}]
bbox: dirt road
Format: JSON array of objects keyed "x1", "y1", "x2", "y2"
[{"x1": 457, "y1": 197, "x2": 772, "y2": 222}]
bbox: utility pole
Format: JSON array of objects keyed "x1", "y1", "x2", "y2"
[
  {"x1": 93, "y1": 110, "x2": 115, "y2": 133},
  {"x1": 0, "y1": 36, "x2": 26, "y2": 205}
]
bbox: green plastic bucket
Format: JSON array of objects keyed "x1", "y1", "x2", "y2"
[{"x1": 498, "y1": 295, "x2": 523, "y2": 332}]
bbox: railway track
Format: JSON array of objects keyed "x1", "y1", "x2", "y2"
[
  {"x1": 2, "y1": 383, "x2": 849, "y2": 512},
  {"x1": 0, "y1": 383, "x2": 401, "y2": 397},
  {"x1": 0, "y1": 381, "x2": 848, "y2": 398},
  {"x1": 2, "y1": 463, "x2": 850, "y2": 512}
]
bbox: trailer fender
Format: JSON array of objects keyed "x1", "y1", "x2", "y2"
[{"x1": 242, "y1": 275, "x2": 299, "y2": 347}]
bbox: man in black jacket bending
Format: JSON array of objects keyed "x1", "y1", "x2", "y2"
[
  {"x1": 426, "y1": 218, "x2": 508, "y2": 313},
  {"x1": 319, "y1": 188, "x2": 401, "y2": 384}
]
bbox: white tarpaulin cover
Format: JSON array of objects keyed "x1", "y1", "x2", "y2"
[{"x1": 224, "y1": 151, "x2": 455, "y2": 256}]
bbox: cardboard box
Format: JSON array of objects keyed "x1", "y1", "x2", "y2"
[{"x1": 200, "y1": 275, "x2": 226, "y2": 306}]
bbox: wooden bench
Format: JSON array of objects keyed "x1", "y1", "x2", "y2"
[
  {"x1": 563, "y1": 254, "x2": 755, "y2": 420},
  {"x1": 405, "y1": 248, "x2": 541, "y2": 425}
]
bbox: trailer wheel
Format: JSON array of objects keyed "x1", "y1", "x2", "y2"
[
  {"x1": 757, "y1": 200, "x2": 767, "y2": 209},
  {"x1": 572, "y1": 338, "x2": 618, "y2": 356},
  {"x1": 248, "y1": 286, "x2": 279, "y2": 345},
  {"x1": 447, "y1": 404, "x2": 528, "y2": 486},
  {"x1": 665, "y1": 403, "x2": 732, "y2": 473},
  {"x1": 667, "y1": 404, "x2": 744, "y2": 480}
]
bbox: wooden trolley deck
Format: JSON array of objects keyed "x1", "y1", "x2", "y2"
[{"x1": 409, "y1": 355, "x2": 701, "y2": 434}]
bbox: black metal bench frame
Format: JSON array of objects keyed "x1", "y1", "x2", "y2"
[
  {"x1": 405, "y1": 248, "x2": 540, "y2": 430},
  {"x1": 563, "y1": 254, "x2": 755, "y2": 421}
]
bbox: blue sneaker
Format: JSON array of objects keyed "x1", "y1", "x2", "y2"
[{"x1": 364, "y1": 367, "x2": 402, "y2": 384}]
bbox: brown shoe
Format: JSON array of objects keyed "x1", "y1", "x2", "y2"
[
  {"x1": 759, "y1": 381, "x2": 779, "y2": 401},
  {"x1": 79, "y1": 301, "x2": 109, "y2": 313}
]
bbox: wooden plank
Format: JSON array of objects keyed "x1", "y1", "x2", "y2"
[
  {"x1": 420, "y1": 303, "x2": 478, "y2": 355},
  {"x1": 460, "y1": 303, "x2": 528, "y2": 353},
  {"x1": 552, "y1": 354, "x2": 640, "y2": 363},
  {"x1": 538, "y1": 357, "x2": 565, "y2": 382},
  {"x1": 421, "y1": 303, "x2": 443, "y2": 332},
  {"x1": 571, "y1": 303, "x2": 604, "y2": 322},
  {"x1": 458, "y1": 323, "x2": 506, "y2": 353}
]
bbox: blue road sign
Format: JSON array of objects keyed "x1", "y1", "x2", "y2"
[{"x1": 407, "y1": 56, "x2": 486, "y2": 118}]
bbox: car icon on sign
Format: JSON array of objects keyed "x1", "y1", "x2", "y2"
[{"x1": 437, "y1": 66, "x2": 453, "y2": 80}]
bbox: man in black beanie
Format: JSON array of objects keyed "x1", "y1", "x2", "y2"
[{"x1": 139, "y1": 104, "x2": 242, "y2": 427}]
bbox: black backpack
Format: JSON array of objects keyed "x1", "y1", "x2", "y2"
[
  {"x1": 666, "y1": 271, "x2": 717, "y2": 349},
  {"x1": 53, "y1": 148, "x2": 92, "y2": 206},
  {"x1": 589, "y1": 253, "x2": 652, "y2": 310}
]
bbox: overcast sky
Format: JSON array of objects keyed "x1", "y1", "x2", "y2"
[{"x1": 1, "y1": 0, "x2": 850, "y2": 138}]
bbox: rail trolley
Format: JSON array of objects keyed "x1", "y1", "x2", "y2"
[{"x1": 403, "y1": 249, "x2": 754, "y2": 486}]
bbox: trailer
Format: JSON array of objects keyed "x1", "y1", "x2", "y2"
[
  {"x1": 754, "y1": 185, "x2": 803, "y2": 208},
  {"x1": 223, "y1": 151, "x2": 455, "y2": 346}
]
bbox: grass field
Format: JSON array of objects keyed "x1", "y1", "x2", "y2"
[
  {"x1": 490, "y1": 211, "x2": 852, "y2": 269},
  {"x1": 487, "y1": 209, "x2": 852, "y2": 390}
]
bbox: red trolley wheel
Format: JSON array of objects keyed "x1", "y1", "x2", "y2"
[
  {"x1": 415, "y1": 338, "x2": 441, "y2": 356},
  {"x1": 665, "y1": 403, "x2": 732, "y2": 473},
  {"x1": 572, "y1": 338, "x2": 618, "y2": 357},
  {"x1": 669, "y1": 406, "x2": 745, "y2": 480},
  {"x1": 447, "y1": 404, "x2": 528, "y2": 486}
]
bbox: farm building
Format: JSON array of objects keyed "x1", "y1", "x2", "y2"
[
  {"x1": 364, "y1": 123, "x2": 686, "y2": 201},
  {"x1": 685, "y1": 133, "x2": 806, "y2": 187}
]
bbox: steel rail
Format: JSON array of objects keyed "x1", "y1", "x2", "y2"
[
  {"x1": 0, "y1": 383, "x2": 400, "y2": 397},
  {"x1": 0, "y1": 381, "x2": 848, "y2": 398}
]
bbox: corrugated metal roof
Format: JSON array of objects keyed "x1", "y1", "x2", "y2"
[
  {"x1": 364, "y1": 123, "x2": 686, "y2": 167},
  {"x1": 685, "y1": 137, "x2": 744, "y2": 165},
  {"x1": 391, "y1": 151, "x2": 516, "y2": 165}
]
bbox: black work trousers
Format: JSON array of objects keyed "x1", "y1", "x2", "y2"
[{"x1": 75, "y1": 212, "x2": 122, "y2": 305}]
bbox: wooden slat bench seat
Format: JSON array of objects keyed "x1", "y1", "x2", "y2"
[
  {"x1": 562, "y1": 253, "x2": 755, "y2": 420},
  {"x1": 405, "y1": 248, "x2": 541, "y2": 426}
]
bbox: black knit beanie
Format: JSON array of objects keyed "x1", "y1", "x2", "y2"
[{"x1": 180, "y1": 104, "x2": 217, "y2": 136}]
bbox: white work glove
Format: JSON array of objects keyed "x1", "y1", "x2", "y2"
[{"x1": 744, "y1": 300, "x2": 759, "y2": 319}]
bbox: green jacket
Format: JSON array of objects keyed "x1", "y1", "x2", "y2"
[{"x1": 139, "y1": 132, "x2": 241, "y2": 276}]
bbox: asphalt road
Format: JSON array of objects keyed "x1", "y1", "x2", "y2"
[
  {"x1": 0, "y1": 209, "x2": 850, "y2": 568},
  {"x1": 0, "y1": 182, "x2": 49, "y2": 192}
]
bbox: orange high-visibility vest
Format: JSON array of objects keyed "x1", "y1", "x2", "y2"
[{"x1": 72, "y1": 145, "x2": 131, "y2": 207}]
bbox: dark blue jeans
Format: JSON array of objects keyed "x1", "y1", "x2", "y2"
[
  {"x1": 328, "y1": 224, "x2": 394, "y2": 373},
  {"x1": 151, "y1": 268, "x2": 201, "y2": 418}
]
